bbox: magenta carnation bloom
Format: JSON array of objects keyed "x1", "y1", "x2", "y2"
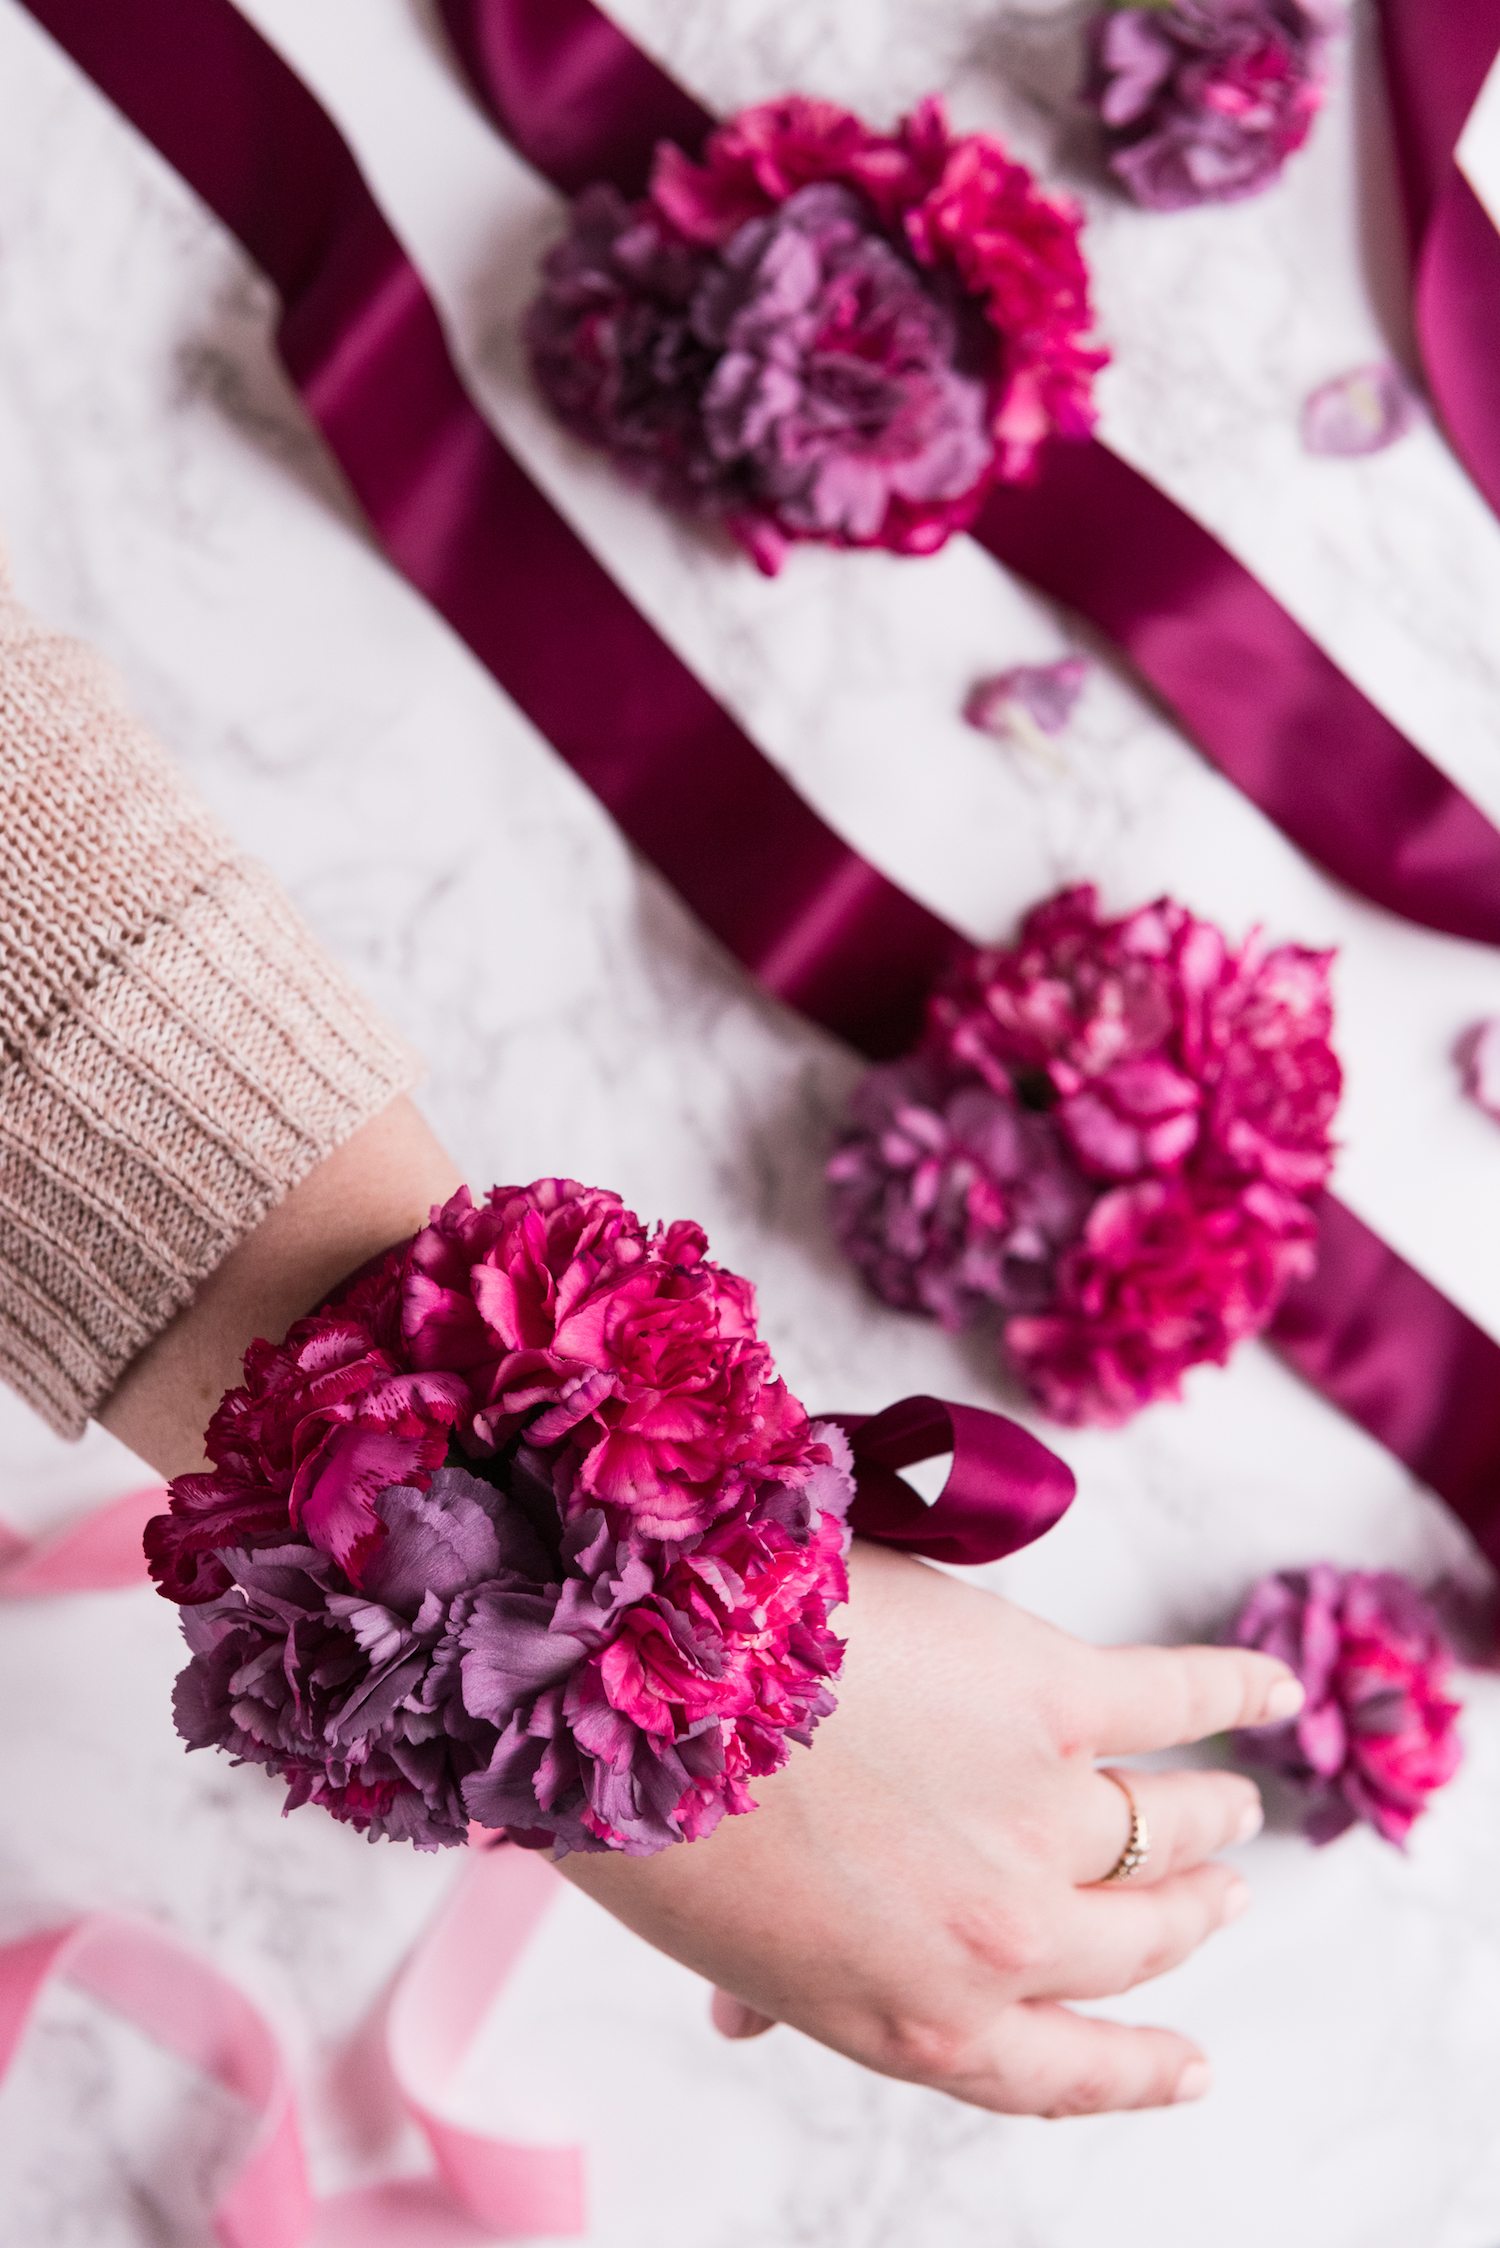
[
  {"x1": 150, "y1": 1182, "x2": 854, "y2": 1854},
  {"x1": 834, "y1": 886, "x2": 1339, "y2": 1424},
  {"x1": 1228, "y1": 1566, "x2": 1463, "y2": 1845},
  {"x1": 403, "y1": 1179, "x2": 806, "y2": 1541},
  {"x1": 929, "y1": 887, "x2": 1339, "y2": 1194},
  {"x1": 1086, "y1": 0, "x2": 1330, "y2": 213},
  {"x1": 145, "y1": 1250, "x2": 467, "y2": 1603},
  {"x1": 1006, "y1": 1174, "x2": 1316, "y2": 1423},
  {"x1": 826, "y1": 1058, "x2": 1092, "y2": 1329},
  {"x1": 529, "y1": 95, "x2": 1105, "y2": 573}
]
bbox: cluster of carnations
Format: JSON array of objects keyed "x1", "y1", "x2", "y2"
[
  {"x1": 828, "y1": 885, "x2": 1341, "y2": 1426},
  {"x1": 1084, "y1": 0, "x2": 1331, "y2": 212},
  {"x1": 145, "y1": 1181, "x2": 854, "y2": 1855},
  {"x1": 528, "y1": 95, "x2": 1105, "y2": 574},
  {"x1": 1229, "y1": 1565, "x2": 1463, "y2": 1845}
]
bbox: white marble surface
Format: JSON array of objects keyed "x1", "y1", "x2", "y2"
[{"x1": 2, "y1": 2, "x2": 1500, "y2": 2241}]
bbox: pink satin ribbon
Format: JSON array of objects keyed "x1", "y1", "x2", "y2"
[
  {"x1": 0, "y1": 1848, "x2": 583, "y2": 2246},
  {"x1": 0, "y1": 1495, "x2": 587, "y2": 2238},
  {"x1": 15, "y1": 0, "x2": 1500, "y2": 1551},
  {"x1": 0, "y1": 1912, "x2": 315, "y2": 2248},
  {"x1": 1379, "y1": 0, "x2": 1500, "y2": 521},
  {"x1": 0, "y1": 1487, "x2": 165, "y2": 1599},
  {"x1": 436, "y1": 0, "x2": 1500, "y2": 951}
]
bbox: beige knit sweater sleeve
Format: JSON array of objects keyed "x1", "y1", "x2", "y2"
[{"x1": 0, "y1": 555, "x2": 419, "y2": 1435}]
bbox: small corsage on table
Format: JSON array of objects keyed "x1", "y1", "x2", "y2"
[
  {"x1": 828, "y1": 885, "x2": 1341, "y2": 1426},
  {"x1": 1228, "y1": 1565, "x2": 1463, "y2": 1846},
  {"x1": 1084, "y1": 0, "x2": 1332, "y2": 212},
  {"x1": 527, "y1": 96, "x2": 1106, "y2": 573},
  {"x1": 147, "y1": 1182, "x2": 855, "y2": 1855}
]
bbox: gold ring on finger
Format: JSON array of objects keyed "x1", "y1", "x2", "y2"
[{"x1": 1097, "y1": 1769, "x2": 1150, "y2": 1885}]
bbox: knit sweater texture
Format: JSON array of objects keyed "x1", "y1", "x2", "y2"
[{"x1": 0, "y1": 554, "x2": 417, "y2": 1434}]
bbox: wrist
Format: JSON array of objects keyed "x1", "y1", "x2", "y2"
[{"x1": 100, "y1": 1097, "x2": 460, "y2": 1477}]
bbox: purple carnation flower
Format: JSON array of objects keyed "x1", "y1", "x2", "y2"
[
  {"x1": 826, "y1": 1058, "x2": 1092, "y2": 1331},
  {"x1": 1086, "y1": 0, "x2": 1330, "y2": 212},
  {"x1": 528, "y1": 181, "x2": 992, "y2": 571},
  {"x1": 691, "y1": 184, "x2": 993, "y2": 560},
  {"x1": 526, "y1": 184, "x2": 739, "y2": 519},
  {"x1": 174, "y1": 1467, "x2": 516, "y2": 1850}
]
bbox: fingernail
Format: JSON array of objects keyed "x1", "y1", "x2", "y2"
[
  {"x1": 1222, "y1": 1878, "x2": 1251, "y2": 1923},
  {"x1": 1173, "y1": 2060, "x2": 1213, "y2": 2104},
  {"x1": 1234, "y1": 1797, "x2": 1264, "y2": 1845},
  {"x1": 1264, "y1": 1676, "x2": 1305, "y2": 1722}
]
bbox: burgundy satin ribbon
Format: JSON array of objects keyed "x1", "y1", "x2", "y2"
[
  {"x1": 1379, "y1": 0, "x2": 1500, "y2": 523},
  {"x1": 840, "y1": 1394, "x2": 1075, "y2": 1565},
  {"x1": 1272, "y1": 1195, "x2": 1500, "y2": 1565},
  {"x1": 435, "y1": 0, "x2": 1500, "y2": 951},
  {"x1": 21, "y1": 0, "x2": 1500, "y2": 1571}
]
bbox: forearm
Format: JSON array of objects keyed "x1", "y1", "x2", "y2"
[
  {"x1": 0, "y1": 552, "x2": 419, "y2": 1441},
  {"x1": 100, "y1": 1096, "x2": 461, "y2": 1479}
]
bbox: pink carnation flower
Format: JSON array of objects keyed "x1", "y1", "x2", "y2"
[
  {"x1": 404, "y1": 1180, "x2": 806, "y2": 1541},
  {"x1": 150, "y1": 1183, "x2": 855, "y2": 1855},
  {"x1": 146, "y1": 1251, "x2": 468, "y2": 1601},
  {"x1": 1006, "y1": 1174, "x2": 1316, "y2": 1424},
  {"x1": 1228, "y1": 1565, "x2": 1463, "y2": 1845},
  {"x1": 529, "y1": 95, "x2": 1105, "y2": 572},
  {"x1": 929, "y1": 886, "x2": 1339, "y2": 1194}
]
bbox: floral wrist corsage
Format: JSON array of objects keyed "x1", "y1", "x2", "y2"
[{"x1": 147, "y1": 1181, "x2": 854, "y2": 1856}]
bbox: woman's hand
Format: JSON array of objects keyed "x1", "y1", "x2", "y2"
[
  {"x1": 100, "y1": 1103, "x2": 1300, "y2": 2120},
  {"x1": 562, "y1": 1538, "x2": 1301, "y2": 2118}
]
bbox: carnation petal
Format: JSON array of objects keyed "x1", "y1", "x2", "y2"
[
  {"x1": 1301, "y1": 363, "x2": 1419, "y2": 457},
  {"x1": 1459, "y1": 1017, "x2": 1500, "y2": 1121},
  {"x1": 459, "y1": 1583, "x2": 591, "y2": 1724}
]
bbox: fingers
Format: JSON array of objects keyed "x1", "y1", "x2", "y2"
[
  {"x1": 1083, "y1": 1642, "x2": 1304, "y2": 1755},
  {"x1": 1073, "y1": 1766, "x2": 1263, "y2": 1888},
  {"x1": 710, "y1": 1989, "x2": 776, "y2": 2039},
  {"x1": 1045, "y1": 1861, "x2": 1249, "y2": 2001},
  {"x1": 958, "y1": 2000, "x2": 1211, "y2": 2118}
]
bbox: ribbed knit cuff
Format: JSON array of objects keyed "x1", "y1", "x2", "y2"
[{"x1": 0, "y1": 857, "x2": 419, "y2": 1435}]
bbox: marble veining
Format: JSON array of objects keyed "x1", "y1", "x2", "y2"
[{"x1": 1, "y1": 2, "x2": 1500, "y2": 2241}]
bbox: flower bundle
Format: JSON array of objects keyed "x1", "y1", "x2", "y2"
[
  {"x1": 146, "y1": 1181, "x2": 854, "y2": 1854},
  {"x1": 1085, "y1": 0, "x2": 1331, "y2": 212},
  {"x1": 527, "y1": 95, "x2": 1106, "y2": 574},
  {"x1": 828, "y1": 885, "x2": 1340, "y2": 1425},
  {"x1": 1228, "y1": 1566, "x2": 1462, "y2": 1844}
]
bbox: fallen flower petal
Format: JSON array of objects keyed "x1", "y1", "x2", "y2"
[{"x1": 1301, "y1": 362, "x2": 1420, "y2": 457}]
